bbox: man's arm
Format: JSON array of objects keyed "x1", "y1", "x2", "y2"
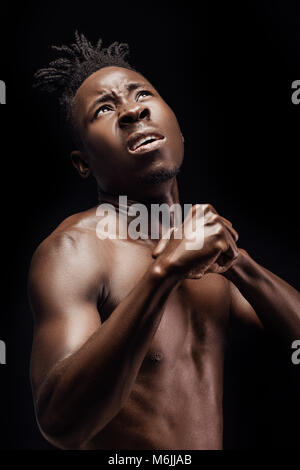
[
  {"x1": 28, "y1": 230, "x2": 179, "y2": 449},
  {"x1": 225, "y1": 249, "x2": 300, "y2": 345}
]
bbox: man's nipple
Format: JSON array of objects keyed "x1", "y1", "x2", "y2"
[{"x1": 148, "y1": 350, "x2": 164, "y2": 363}]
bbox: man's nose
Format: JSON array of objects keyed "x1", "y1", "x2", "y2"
[{"x1": 118, "y1": 104, "x2": 150, "y2": 128}]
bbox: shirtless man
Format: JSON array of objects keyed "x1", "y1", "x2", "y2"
[{"x1": 28, "y1": 32, "x2": 300, "y2": 450}]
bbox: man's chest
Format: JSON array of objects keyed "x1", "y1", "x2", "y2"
[{"x1": 98, "y1": 240, "x2": 231, "y2": 364}]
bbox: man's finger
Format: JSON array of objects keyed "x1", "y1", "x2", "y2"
[
  {"x1": 220, "y1": 216, "x2": 239, "y2": 242},
  {"x1": 215, "y1": 228, "x2": 239, "y2": 267}
]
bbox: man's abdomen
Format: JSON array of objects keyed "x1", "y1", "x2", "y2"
[{"x1": 83, "y1": 351, "x2": 224, "y2": 450}]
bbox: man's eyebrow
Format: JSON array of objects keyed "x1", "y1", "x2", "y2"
[
  {"x1": 88, "y1": 92, "x2": 117, "y2": 114},
  {"x1": 126, "y1": 82, "x2": 147, "y2": 92},
  {"x1": 88, "y1": 82, "x2": 148, "y2": 115}
]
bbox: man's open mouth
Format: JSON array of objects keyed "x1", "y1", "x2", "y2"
[{"x1": 127, "y1": 132, "x2": 166, "y2": 154}]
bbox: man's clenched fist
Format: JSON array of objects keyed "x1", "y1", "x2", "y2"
[{"x1": 152, "y1": 204, "x2": 239, "y2": 280}]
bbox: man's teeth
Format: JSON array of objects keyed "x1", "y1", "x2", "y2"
[{"x1": 132, "y1": 135, "x2": 160, "y2": 150}]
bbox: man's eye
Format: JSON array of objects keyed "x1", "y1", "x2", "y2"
[
  {"x1": 137, "y1": 90, "x2": 152, "y2": 100},
  {"x1": 94, "y1": 105, "x2": 112, "y2": 118}
]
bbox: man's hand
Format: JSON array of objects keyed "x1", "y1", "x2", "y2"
[{"x1": 152, "y1": 204, "x2": 239, "y2": 280}]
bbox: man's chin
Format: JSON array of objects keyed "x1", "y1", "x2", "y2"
[{"x1": 139, "y1": 167, "x2": 181, "y2": 185}]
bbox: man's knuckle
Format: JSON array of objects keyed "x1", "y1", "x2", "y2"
[
  {"x1": 207, "y1": 212, "x2": 217, "y2": 222},
  {"x1": 202, "y1": 203, "x2": 212, "y2": 214},
  {"x1": 192, "y1": 204, "x2": 202, "y2": 214},
  {"x1": 214, "y1": 223, "x2": 224, "y2": 236},
  {"x1": 215, "y1": 239, "x2": 226, "y2": 251}
]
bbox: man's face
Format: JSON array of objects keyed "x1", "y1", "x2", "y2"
[{"x1": 72, "y1": 66, "x2": 184, "y2": 196}]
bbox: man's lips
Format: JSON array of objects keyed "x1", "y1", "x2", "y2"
[{"x1": 127, "y1": 131, "x2": 166, "y2": 154}]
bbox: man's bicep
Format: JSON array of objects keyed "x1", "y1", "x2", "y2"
[
  {"x1": 28, "y1": 235, "x2": 103, "y2": 395},
  {"x1": 229, "y1": 281, "x2": 264, "y2": 331},
  {"x1": 30, "y1": 302, "x2": 101, "y2": 395}
]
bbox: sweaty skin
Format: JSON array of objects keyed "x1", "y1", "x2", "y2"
[{"x1": 28, "y1": 67, "x2": 300, "y2": 450}]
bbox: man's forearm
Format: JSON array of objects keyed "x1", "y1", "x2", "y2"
[
  {"x1": 225, "y1": 250, "x2": 300, "y2": 342},
  {"x1": 37, "y1": 260, "x2": 179, "y2": 448}
]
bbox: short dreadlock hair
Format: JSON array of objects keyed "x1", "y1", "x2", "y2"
[{"x1": 33, "y1": 31, "x2": 135, "y2": 147}]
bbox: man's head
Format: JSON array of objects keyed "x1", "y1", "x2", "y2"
[{"x1": 34, "y1": 32, "x2": 184, "y2": 198}]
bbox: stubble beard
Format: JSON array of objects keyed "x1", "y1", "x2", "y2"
[{"x1": 138, "y1": 166, "x2": 181, "y2": 185}]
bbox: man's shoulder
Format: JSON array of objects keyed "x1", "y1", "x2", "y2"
[
  {"x1": 27, "y1": 209, "x2": 109, "y2": 325},
  {"x1": 30, "y1": 207, "x2": 109, "y2": 274}
]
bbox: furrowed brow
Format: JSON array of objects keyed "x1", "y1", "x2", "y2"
[
  {"x1": 88, "y1": 83, "x2": 149, "y2": 115},
  {"x1": 126, "y1": 82, "x2": 147, "y2": 92},
  {"x1": 88, "y1": 92, "x2": 118, "y2": 114}
]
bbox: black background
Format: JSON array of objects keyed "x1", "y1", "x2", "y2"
[{"x1": 0, "y1": 0, "x2": 300, "y2": 450}]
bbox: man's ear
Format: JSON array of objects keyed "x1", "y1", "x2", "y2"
[{"x1": 71, "y1": 150, "x2": 91, "y2": 179}]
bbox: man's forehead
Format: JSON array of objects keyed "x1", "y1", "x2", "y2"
[{"x1": 74, "y1": 66, "x2": 152, "y2": 103}]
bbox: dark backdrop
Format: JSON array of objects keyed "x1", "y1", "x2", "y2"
[{"x1": 0, "y1": 0, "x2": 300, "y2": 449}]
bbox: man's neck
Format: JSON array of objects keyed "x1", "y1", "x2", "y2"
[
  {"x1": 97, "y1": 178, "x2": 181, "y2": 240},
  {"x1": 98, "y1": 178, "x2": 180, "y2": 209}
]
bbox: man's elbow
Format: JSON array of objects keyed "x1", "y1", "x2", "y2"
[
  {"x1": 36, "y1": 406, "x2": 88, "y2": 449},
  {"x1": 34, "y1": 382, "x2": 90, "y2": 449}
]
